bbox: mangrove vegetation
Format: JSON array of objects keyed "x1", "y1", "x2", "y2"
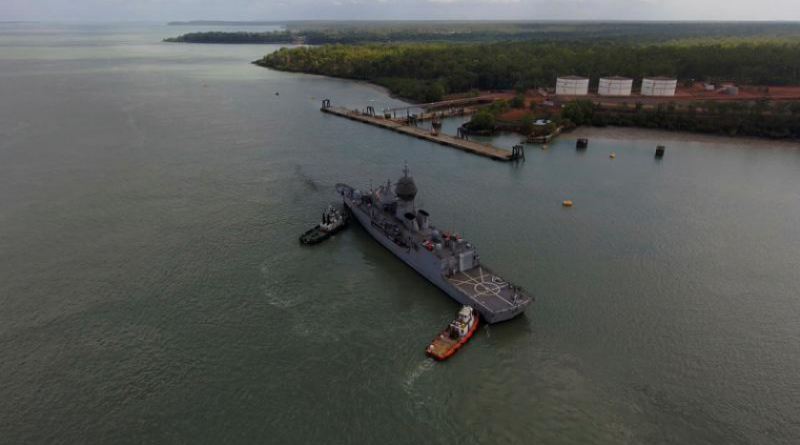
[{"x1": 257, "y1": 40, "x2": 800, "y2": 102}]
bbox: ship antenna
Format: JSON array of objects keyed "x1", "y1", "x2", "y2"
[{"x1": 403, "y1": 160, "x2": 409, "y2": 177}]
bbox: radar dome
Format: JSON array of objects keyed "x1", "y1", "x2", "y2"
[{"x1": 395, "y1": 175, "x2": 417, "y2": 201}]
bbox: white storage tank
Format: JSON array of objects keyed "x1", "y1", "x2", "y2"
[
  {"x1": 556, "y1": 76, "x2": 589, "y2": 96},
  {"x1": 641, "y1": 77, "x2": 677, "y2": 96},
  {"x1": 598, "y1": 76, "x2": 633, "y2": 96}
]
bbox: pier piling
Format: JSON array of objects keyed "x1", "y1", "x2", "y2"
[{"x1": 512, "y1": 144, "x2": 526, "y2": 162}]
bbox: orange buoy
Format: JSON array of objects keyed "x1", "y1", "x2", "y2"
[
  {"x1": 610, "y1": 152, "x2": 616, "y2": 158},
  {"x1": 562, "y1": 200, "x2": 573, "y2": 207}
]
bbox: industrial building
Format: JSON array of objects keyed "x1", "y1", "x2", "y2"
[
  {"x1": 721, "y1": 83, "x2": 739, "y2": 95},
  {"x1": 556, "y1": 76, "x2": 589, "y2": 96},
  {"x1": 598, "y1": 76, "x2": 633, "y2": 96},
  {"x1": 641, "y1": 77, "x2": 677, "y2": 96}
]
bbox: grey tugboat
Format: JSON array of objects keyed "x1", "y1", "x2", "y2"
[
  {"x1": 299, "y1": 205, "x2": 349, "y2": 245},
  {"x1": 336, "y1": 165, "x2": 532, "y2": 323}
]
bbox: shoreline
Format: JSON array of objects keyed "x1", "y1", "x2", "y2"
[
  {"x1": 256, "y1": 63, "x2": 799, "y2": 147},
  {"x1": 252, "y1": 61, "x2": 417, "y2": 104},
  {"x1": 568, "y1": 126, "x2": 800, "y2": 148}
]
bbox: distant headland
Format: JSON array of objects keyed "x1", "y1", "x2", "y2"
[{"x1": 167, "y1": 20, "x2": 283, "y2": 26}]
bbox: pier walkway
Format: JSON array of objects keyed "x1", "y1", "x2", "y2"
[
  {"x1": 403, "y1": 107, "x2": 476, "y2": 122},
  {"x1": 383, "y1": 96, "x2": 496, "y2": 112},
  {"x1": 321, "y1": 106, "x2": 515, "y2": 162}
]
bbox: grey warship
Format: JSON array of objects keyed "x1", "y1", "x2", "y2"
[{"x1": 336, "y1": 165, "x2": 532, "y2": 323}]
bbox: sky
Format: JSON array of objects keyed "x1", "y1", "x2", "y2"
[{"x1": 4, "y1": 0, "x2": 800, "y2": 22}]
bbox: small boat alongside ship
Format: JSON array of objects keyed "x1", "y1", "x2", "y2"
[
  {"x1": 426, "y1": 306, "x2": 479, "y2": 360},
  {"x1": 299, "y1": 205, "x2": 349, "y2": 245}
]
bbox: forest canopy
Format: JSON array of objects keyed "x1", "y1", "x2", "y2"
[
  {"x1": 257, "y1": 40, "x2": 800, "y2": 102},
  {"x1": 167, "y1": 21, "x2": 800, "y2": 45}
]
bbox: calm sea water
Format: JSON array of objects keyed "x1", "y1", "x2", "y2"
[{"x1": 1, "y1": 23, "x2": 799, "y2": 445}]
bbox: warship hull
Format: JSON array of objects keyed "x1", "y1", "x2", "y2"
[{"x1": 342, "y1": 191, "x2": 530, "y2": 324}]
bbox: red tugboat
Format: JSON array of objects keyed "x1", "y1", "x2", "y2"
[{"x1": 426, "y1": 306, "x2": 479, "y2": 361}]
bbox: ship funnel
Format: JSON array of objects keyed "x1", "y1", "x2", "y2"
[
  {"x1": 404, "y1": 212, "x2": 419, "y2": 232},
  {"x1": 417, "y1": 209, "x2": 429, "y2": 231}
]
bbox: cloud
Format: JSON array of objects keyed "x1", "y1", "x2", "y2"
[
  {"x1": 426, "y1": 0, "x2": 522, "y2": 4},
  {"x1": 3, "y1": 0, "x2": 800, "y2": 21}
]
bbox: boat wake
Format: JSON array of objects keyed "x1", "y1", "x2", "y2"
[
  {"x1": 260, "y1": 262, "x2": 304, "y2": 309},
  {"x1": 404, "y1": 360, "x2": 435, "y2": 394}
]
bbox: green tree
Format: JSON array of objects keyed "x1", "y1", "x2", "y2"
[
  {"x1": 511, "y1": 93, "x2": 526, "y2": 109},
  {"x1": 424, "y1": 82, "x2": 445, "y2": 102},
  {"x1": 488, "y1": 99, "x2": 510, "y2": 115},
  {"x1": 562, "y1": 99, "x2": 595, "y2": 126},
  {"x1": 520, "y1": 112, "x2": 534, "y2": 135},
  {"x1": 468, "y1": 110, "x2": 496, "y2": 131}
]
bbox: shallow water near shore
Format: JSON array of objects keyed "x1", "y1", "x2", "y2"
[{"x1": 1, "y1": 23, "x2": 800, "y2": 445}]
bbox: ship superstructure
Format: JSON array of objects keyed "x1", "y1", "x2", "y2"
[{"x1": 336, "y1": 165, "x2": 532, "y2": 323}]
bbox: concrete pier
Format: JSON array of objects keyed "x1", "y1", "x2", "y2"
[
  {"x1": 321, "y1": 106, "x2": 514, "y2": 162},
  {"x1": 408, "y1": 107, "x2": 475, "y2": 122}
]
